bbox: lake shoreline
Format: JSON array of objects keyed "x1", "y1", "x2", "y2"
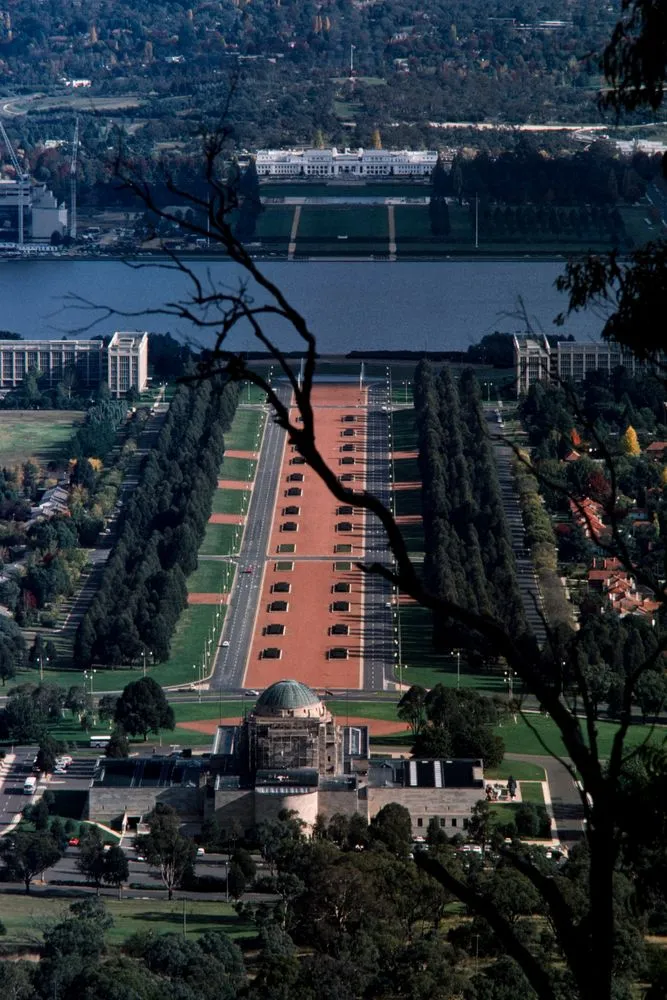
[{"x1": 0, "y1": 250, "x2": 621, "y2": 265}]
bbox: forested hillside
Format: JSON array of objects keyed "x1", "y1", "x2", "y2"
[{"x1": 0, "y1": 0, "x2": 622, "y2": 153}]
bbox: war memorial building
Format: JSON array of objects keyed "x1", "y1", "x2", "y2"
[{"x1": 88, "y1": 680, "x2": 485, "y2": 838}]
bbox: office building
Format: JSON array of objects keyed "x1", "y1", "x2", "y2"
[
  {"x1": 513, "y1": 334, "x2": 665, "y2": 395},
  {"x1": 107, "y1": 331, "x2": 148, "y2": 398},
  {"x1": 0, "y1": 331, "x2": 148, "y2": 398},
  {"x1": 0, "y1": 339, "x2": 105, "y2": 391}
]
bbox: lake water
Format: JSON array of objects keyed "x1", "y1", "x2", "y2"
[{"x1": 0, "y1": 259, "x2": 604, "y2": 352}]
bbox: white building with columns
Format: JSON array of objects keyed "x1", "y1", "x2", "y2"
[{"x1": 256, "y1": 147, "x2": 438, "y2": 178}]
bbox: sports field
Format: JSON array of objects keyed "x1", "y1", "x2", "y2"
[{"x1": 0, "y1": 410, "x2": 84, "y2": 464}]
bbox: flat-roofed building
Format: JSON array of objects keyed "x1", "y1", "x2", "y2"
[
  {"x1": 0, "y1": 331, "x2": 149, "y2": 398},
  {"x1": 256, "y1": 147, "x2": 438, "y2": 178},
  {"x1": 0, "y1": 338, "x2": 105, "y2": 390},
  {"x1": 86, "y1": 680, "x2": 486, "y2": 839},
  {"x1": 107, "y1": 331, "x2": 148, "y2": 398},
  {"x1": 513, "y1": 334, "x2": 666, "y2": 396}
]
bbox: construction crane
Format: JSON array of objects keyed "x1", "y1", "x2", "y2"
[
  {"x1": 70, "y1": 116, "x2": 79, "y2": 240},
  {"x1": 0, "y1": 120, "x2": 27, "y2": 244}
]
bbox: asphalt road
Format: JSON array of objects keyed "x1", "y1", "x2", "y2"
[
  {"x1": 507, "y1": 753, "x2": 585, "y2": 844},
  {"x1": 212, "y1": 386, "x2": 291, "y2": 690},
  {"x1": 487, "y1": 408, "x2": 547, "y2": 645},
  {"x1": 363, "y1": 380, "x2": 395, "y2": 690},
  {"x1": 0, "y1": 748, "x2": 99, "y2": 834}
]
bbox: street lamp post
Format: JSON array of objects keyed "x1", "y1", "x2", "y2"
[
  {"x1": 83, "y1": 669, "x2": 97, "y2": 718},
  {"x1": 456, "y1": 649, "x2": 461, "y2": 690},
  {"x1": 39, "y1": 654, "x2": 49, "y2": 683}
]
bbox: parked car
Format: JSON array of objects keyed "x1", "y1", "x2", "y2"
[{"x1": 68, "y1": 837, "x2": 80, "y2": 847}]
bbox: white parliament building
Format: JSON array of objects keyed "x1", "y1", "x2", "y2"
[{"x1": 255, "y1": 147, "x2": 438, "y2": 178}]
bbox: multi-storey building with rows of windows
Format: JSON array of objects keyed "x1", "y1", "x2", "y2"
[
  {"x1": 0, "y1": 331, "x2": 148, "y2": 398},
  {"x1": 255, "y1": 147, "x2": 439, "y2": 178},
  {"x1": 513, "y1": 334, "x2": 665, "y2": 396}
]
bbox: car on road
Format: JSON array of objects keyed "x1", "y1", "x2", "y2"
[
  {"x1": 196, "y1": 847, "x2": 206, "y2": 856},
  {"x1": 222, "y1": 640, "x2": 230, "y2": 648},
  {"x1": 68, "y1": 837, "x2": 80, "y2": 847},
  {"x1": 242, "y1": 565, "x2": 253, "y2": 574}
]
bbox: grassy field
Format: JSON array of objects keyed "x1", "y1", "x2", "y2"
[
  {"x1": 159, "y1": 604, "x2": 226, "y2": 685},
  {"x1": 244, "y1": 191, "x2": 646, "y2": 257},
  {"x1": 395, "y1": 489, "x2": 422, "y2": 517},
  {"x1": 495, "y1": 713, "x2": 666, "y2": 758},
  {"x1": 35, "y1": 605, "x2": 228, "y2": 696},
  {"x1": 242, "y1": 384, "x2": 270, "y2": 404},
  {"x1": 255, "y1": 206, "x2": 294, "y2": 248},
  {"x1": 219, "y1": 457, "x2": 257, "y2": 480},
  {"x1": 519, "y1": 782, "x2": 545, "y2": 804},
  {"x1": 199, "y1": 523, "x2": 241, "y2": 556},
  {"x1": 187, "y1": 560, "x2": 235, "y2": 594},
  {"x1": 393, "y1": 456, "x2": 420, "y2": 484},
  {"x1": 0, "y1": 411, "x2": 84, "y2": 465},
  {"x1": 173, "y1": 701, "x2": 246, "y2": 723},
  {"x1": 211, "y1": 490, "x2": 248, "y2": 515},
  {"x1": 298, "y1": 205, "x2": 388, "y2": 242},
  {"x1": 486, "y1": 761, "x2": 545, "y2": 781},
  {"x1": 225, "y1": 409, "x2": 266, "y2": 452},
  {"x1": 399, "y1": 604, "x2": 507, "y2": 694},
  {"x1": 396, "y1": 521, "x2": 425, "y2": 554},
  {"x1": 0, "y1": 896, "x2": 254, "y2": 950},
  {"x1": 392, "y1": 408, "x2": 418, "y2": 451},
  {"x1": 618, "y1": 204, "x2": 659, "y2": 247},
  {"x1": 394, "y1": 203, "x2": 473, "y2": 253}
]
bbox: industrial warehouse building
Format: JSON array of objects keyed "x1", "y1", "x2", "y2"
[
  {"x1": 0, "y1": 178, "x2": 68, "y2": 242},
  {"x1": 0, "y1": 331, "x2": 148, "y2": 398},
  {"x1": 88, "y1": 680, "x2": 486, "y2": 837}
]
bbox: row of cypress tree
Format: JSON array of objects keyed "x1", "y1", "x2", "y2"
[
  {"x1": 74, "y1": 375, "x2": 239, "y2": 667},
  {"x1": 414, "y1": 361, "x2": 526, "y2": 652}
]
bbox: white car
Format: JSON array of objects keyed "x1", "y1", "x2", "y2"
[{"x1": 222, "y1": 640, "x2": 230, "y2": 648}]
